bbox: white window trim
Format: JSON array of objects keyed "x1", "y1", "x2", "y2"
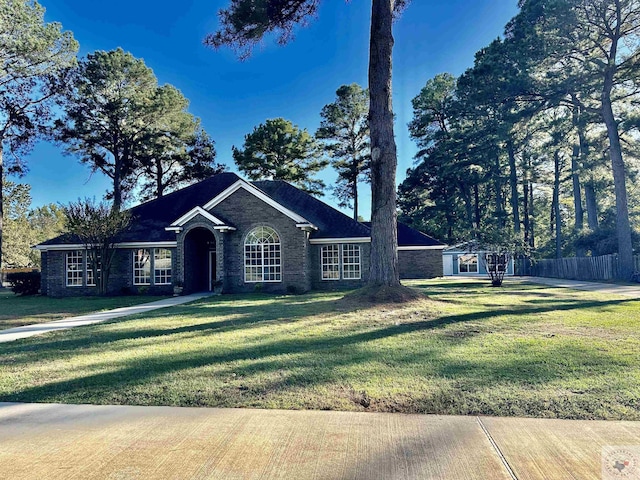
[
  {"x1": 458, "y1": 254, "x2": 479, "y2": 274},
  {"x1": 65, "y1": 250, "x2": 84, "y2": 287},
  {"x1": 133, "y1": 249, "x2": 152, "y2": 286},
  {"x1": 320, "y1": 244, "x2": 362, "y2": 281},
  {"x1": 243, "y1": 226, "x2": 282, "y2": 284},
  {"x1": 153, "y1": 248, "x2": 173, "y2": 285},
  {"x1": 342, "y1": 244, "x2": 362, "y2": 280},
  {"x1": 321, "y1": 245, "x2": 341, "y2": 281}
]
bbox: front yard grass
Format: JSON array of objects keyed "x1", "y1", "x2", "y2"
[
  {"x1": 0, "y1": 278, "x2": 638, "y2": 420},
  {"x1": 0, "y1": 290, "x2": 168, "y2": 330}
]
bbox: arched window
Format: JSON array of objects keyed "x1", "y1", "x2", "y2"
[{"x1": 244, "y1": 226, "x2": 282, "y2": 282}]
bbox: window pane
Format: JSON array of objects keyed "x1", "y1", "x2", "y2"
[
  {"x1": 321, "y1": 245, "x2": 340, "y2": 280},
  {"x1": 342, "y1": 244, "x2": 361, "y2": 280},
  {"x1": 459, "y1": 254, "x2": 478, "y2": 273},
  {"x1": 66, "y1": 250, "x2": 84, "y2": 287},
  {"x1": 154, "y1": 249, "x2": 172, "y2": 285},
  {"x1": 134, "y1": 249, "x2": 151, "y2": 285},
  {"x1": 244, "y1": 227, "x2": 281, "y2": 283}
]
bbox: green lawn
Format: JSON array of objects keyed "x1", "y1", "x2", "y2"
[
  {"x1": 0, "y1": 279, "x2": 638, "y2": 420},
  {"x1": 0, "y1": 290, "x2": 167, "y2": 330}
]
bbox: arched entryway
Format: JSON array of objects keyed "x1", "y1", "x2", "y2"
[{"x1": 184, "y1": 227, "x2": 217, "y2": 293}]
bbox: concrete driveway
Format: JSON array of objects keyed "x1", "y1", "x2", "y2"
[{"x1": 0, "y1": 403, "x2": 638, "y2": 479}]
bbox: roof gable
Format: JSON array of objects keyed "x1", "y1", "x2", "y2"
[{"x1": 202, "y1": 180, "x2": 313, "y2": 227}]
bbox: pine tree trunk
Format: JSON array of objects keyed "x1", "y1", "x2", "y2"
[
  {"x1": 553, "y1": 150, "x2": 562, "y2": 259},
  {"x1": 529, "y1": 184, "x2": 535, "y2": 249},
  {"x1": 156, "y1": 158, "x2": 164, "y2": 198},
  {"x1": 602, "y1": 80, "x2": 633, "y2": 279},
  {"x1": 571, "y1": 98, "x2": 584, "y2": 234},
  {"x1": 494, "y1": 155, "x2": 505, "y2": 227},
  {"x1": 584, "y1": 181, "x2": 598, "y2": 230},
  {"x1": 571, "y1": 150, "x2": 584, "y2": 232},
  {"x1": 580, "y1": 127, "x2": 599, "y2": 231},
  {"x1": 507, "y1": 139, "x2": 520, "y2": 234},
  {"x1": 113, "y1": 157, "x2": 123, "y2": 212},
  {"x1": 601, "y1": 6, "x2": 633, "y2": 279},
  {"x1": 523, "y1": 174, "x2": 530, "y2": 247},
  {"x1": 473, "y1": 184, "x2": 481, "y2": 229},
  {"x1": 353, "y1": 180, "x2": 358, "y2": 221},
  {"x1": 459, "y1": 181, "x2": 474, "y2": 229},
  {"x1": 367, "y1": 0, "x2": 399, "y2": 287}
]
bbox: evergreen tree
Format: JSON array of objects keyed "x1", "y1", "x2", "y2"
[
  {"x1": 233, "y1": 118, "x2": 327, "y2": 196},
  {"x1": 316, "y1": 84, "x2": 370, "y2": 220}
]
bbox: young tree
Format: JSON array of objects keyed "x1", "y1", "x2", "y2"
[
  {"x1": 316, "y1": 83, "x2": 370, "y2": 220},
  {"x1": 63, "y1": 199, "x2": 131, "y2": 295},
  {"x1": 0, "y1": 0, "x2": 77, "y2": 267},
  {"x1": 206, "y1": 0, "x2": 409, "y2": 288},
  {"x1": 233, "y1": 118, "x2": 327, "y2": 195}
]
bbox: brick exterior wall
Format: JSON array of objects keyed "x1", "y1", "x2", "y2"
[
  {"x1": 310, "y1": 243, "x2": 370, "y2": 290},
  {"x1": 42, "y1": 187, "x2": 403, "y2": 296},
  {"x1": 204, "y1": 187, "x2": 312, "y2": 294},
  {"x1": 398, "y1": 249, "x2": 443, "y2": 279},
  {"x1": 43, "y1": 248, "x2": 175, "y2": 297},
  {"x1": 40, "y1": 251, "x2": 48, "y2": 296}
]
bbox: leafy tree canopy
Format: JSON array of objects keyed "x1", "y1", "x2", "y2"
[{"x1": 63, "y1": 198, "x2": 131, "y2": 294}]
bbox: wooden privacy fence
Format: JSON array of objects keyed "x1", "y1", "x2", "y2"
[{"x1": 516, "y1": 254, "x2": 640, "y2": 281}]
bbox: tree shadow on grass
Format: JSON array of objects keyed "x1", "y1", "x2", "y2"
[{"x1": 1, "y1": 296, "x2": 635, "y2": 408}]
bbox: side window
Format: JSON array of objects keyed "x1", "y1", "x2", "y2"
[
  {"x1": 133, "y1": 249, "x2": 151, "y2": 285},
  {"x1": 321, "y1": 245, "x2": 340, "y2": 280},
  {"x1": 458, "y1": 254, "x2": 478, "y2": 273},
  {"x1": 342, "y1": 245, "x2": 361, "y2": 280},
  {"x1": 66, "y1": 250, "x2": 84, "y2": 287},
  {"x1": 154, "y1": 249, "x2": 172, "y2": 285}
]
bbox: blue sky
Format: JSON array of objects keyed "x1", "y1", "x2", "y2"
[{"x1": 31, "y1": 0, "x2": 519, "y2": 217}]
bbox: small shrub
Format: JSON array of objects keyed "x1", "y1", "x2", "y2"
[
  {"x1": 120, "y1": 286, "x2": 135, "y2": 296},
  {"x1": 7, "y1": 271, "x2": 41, "y2": 296},
  {"x1": 137, "y1": 286, "x2": 149, "y2": 295},
  {"x1": 254, "y1": 283, "x2": 263, "y2": 293},
  {"x1": 286, "y1": 285, "x2": 303, "y2": 295}
]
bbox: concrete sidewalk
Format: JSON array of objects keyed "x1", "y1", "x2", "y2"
[
  {"x1": 0, "y1": 293, "x2": 212, "y2": 343},
  {"x1": 0, "y1": 403, "x2": 638, "y2": 480},
  {"x1": 522, "y1": 276, "x2": 640, "y2": 298}
]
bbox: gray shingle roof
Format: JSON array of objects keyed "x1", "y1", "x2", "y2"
[{"x1": 37, "y1": 173, "x2": 443, "y2": 247}]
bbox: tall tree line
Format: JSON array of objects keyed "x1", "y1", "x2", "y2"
[{"x1": 399, "y1": 0, "x2": 640, "y2": 278}]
